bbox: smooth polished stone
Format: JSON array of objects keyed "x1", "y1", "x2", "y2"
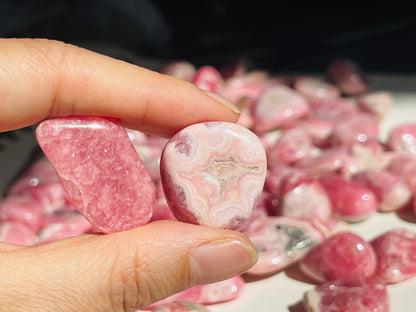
[
  {"x1": 0, "y1": 221, "x2": 37, "y2": 246},
  {"x1": 36, "y1": 117, "x2": 155, "y2": 233},
  {"x1": 299, "y1": 232, "x2": 377, "y2": 283},
  {"x1": 386, "y1": 123, "x2": 416, "y2": 156},
  {"x1": 0, "y1": 195, "x2": 43, "y2": 232},
  {"x1": 303, "y1": 276, "x2": 389, "y2": 312},
  {"x1": 160, "y1": 121, "x2": 267, "y2": 229},
  {"x1": 243, "y1": 216, "x2": 325, "y2": 276},
  {"x1": 370, "y1": 228, "x2": 416, "y2": 284}
]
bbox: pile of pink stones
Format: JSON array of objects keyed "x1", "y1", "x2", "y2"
[{"x1": 1, "y1": 58, "x2": 416, "y2": 311}]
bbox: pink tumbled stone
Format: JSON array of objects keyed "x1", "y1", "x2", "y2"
[
  {"x1": 0, "y1": 221, "x2": 37, "y2": 246},
  {"x1": 36, "y1": 117, "x2": 155, "y2": 233},
  {"x1": 303, "y1": 276, "x2": 389, "y2": 312},
  {"x1": 386, "y1": 123, "x2": 416, "y2": 156},
  {"x1": 243, "y1": 216, "x2": 325, "y2": 276},
  {"x1": 144, "y1": 276, "x2": 244, "y2": 310},
  {"x1": 159, "y1": 61, "x2": 197, "y2": 82},
  {"x1": 253, "y1": 85, "x2": 310, "y2": 133},
  {"x1": 320, "y1": 174, "x2": 377, "y2": 222},
  {"x1": 191, "y1": 65, "x2": 223, "y2": 93},
  {"x1": 299, "y1": 232, "x2": 377, "y2": 283},
  {"x1": 293, "y1": 76, "x2": 340, "y2": 103},
  {"x1": 370, "y1": 228, "x2": 416, "y2": 284},
  {"x1": 352, "y1": 170, "x2": 411, "y2": 212},
  {"x1": 0, "y1": 195, "x2": 43, "y2": 232},
  {"x1": 357, "y1": 91, "x2": 393, "y2": 121},
  {"x1": 151, "y1": 300, "x2": 212, "y2": 312},
  {"x1": 160, "y1": 122, "x2": 267, "y2": 229}
]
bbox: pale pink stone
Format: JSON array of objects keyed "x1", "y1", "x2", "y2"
[
  {"x1": 293, "y1": 76, "x2": 340, "y2": 102},
  {"x1": 267, "y1": 124, "x2": 312, "y2": 166},
  {"x1": 357, "y1": 91, "x2": 393, "y2": 121},
  {"x1": 386, "y1": 154, "x2": 416, "y2": 194},
  {"x1": 349, "y1": 140, "x2": 394, "y2": 173},
  {"x1": 144, "y1": 276, "x2": 244, "y2": 310},
  {"x1": 326, "y1": 59, "x2": 369, "y2": 95},
  {"x1": 279, "y1": 171, "x2": 332, "y2": 220},
  {"x1": 320, "y1": 174, "x2": 377, "y2": 222},
  {"x1": 330, "y1": 112, "x2": 379, "y2": 147},
  {"x1": 0, "y1": 221, "x2": 37, "y2": 245},
  {"x1": 152, "y1": 300, "x2": 212, "y2": 312},
  {"x1": 37, "y1": 212, "x2": 93, "y2": 243},
  {"x1": 243, "y1": 216, "x2": 325, "y2": 276},
  {"x1": 386, "y1": 123, "x2": 416, "y2": 156},
  {"x1": 160, "y1": 122, "x2": 267, "y2": 229},
  {"x1": 370, "y1": 228, "x2": 416, "y2": 284},
  {"x1": 301, "y1": 118, "x2": 334, "y2": 148},
  {"x1": 159, "y1": 61, "x2": 197, "y2": 82},
  {"x1": 0, "y1": 195, "x2": 43, "y2": 232},
  {"x1": 303, "y1": 276, "x2": 389, "y2": 312},
  {"x1": 253, "y1": 85, "x2": 310, "y2": 133},
  {"x1": 310, "y1": 98, "x2": 358, "y2": 122},
  {"x1": 299, "y1": 232, "x2": 377, "y2": 283},
  {"x1": 219, "y1": 71, "x2": 271, "y2": 103},
  {"x1": 311, "y1": 217, "x2": 351, "y2": 238},
  {"x1": 25, "y1": 181, "x2": 67, "y2": 214},
  {"x1": 36, "y1": 117, "x2": 155, "y2": 233},
  {"x1": 352, "y1": 170, "x2": 411, "y2": 212},
  {"x1": 191, "y1": 65, "x2": 223, "y2": 93}
]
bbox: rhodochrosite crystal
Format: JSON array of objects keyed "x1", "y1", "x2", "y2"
[
  {"x1": 160, "y1": 122, "x2": 267, "y2": 229},
  {"x1": 370, "y1": 228, "x2": 416, "y2": 284},
  {"x1": 303, "y1": 276, "x2": 389, "y2": 312},
  {"x1": 35, "y1": 117, "x2": 155, "y2": 233},
  {"x1": 299, "y1": 232, "x2": 377, "y2": 283}
]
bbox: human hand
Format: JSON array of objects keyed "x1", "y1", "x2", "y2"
[{"x1": 0, "y1": 39, "x2": 257, "y2": 312}]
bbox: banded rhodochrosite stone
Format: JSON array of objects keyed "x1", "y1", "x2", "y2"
[
  {"x1": 35, "y1": 117, "x2": 155, "y2": 233},
  {"x1": 160, "y1": 122, "x2": 267, "y2": 229}
]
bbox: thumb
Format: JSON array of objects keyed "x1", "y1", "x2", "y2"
[{"x1": 0, "y1": 220, "x2": 257, "y2": 312}]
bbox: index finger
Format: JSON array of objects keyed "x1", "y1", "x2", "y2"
[{"x1": 0, "y1": 38, "x2": 240, "y2": 137}]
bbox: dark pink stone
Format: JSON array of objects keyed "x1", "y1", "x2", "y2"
[
  {"x1": 191, "y1": 65, "x2": 223, "y2": 93},
  {"x1": 320, "y1": 174, "x2": 377, "y2": 222},
  {"x1": 160, "y1": 122, "x2": 267, "y2": 230},
  {"x1": 0, "y1": 221, "x2": 37, "y2": 246},
  {"x1": 0, "y1": 195, "x2": 43, "y2": 232},
  {"x1": 36, "y1": 116, "x2": 155, "y2": 233},
  {"x1": 151, "y1": 300, "x2": 212, "y2": 312},
  {"x1": 370, "y1": 228, "x2": 416, "y2": 284},
  {"x1": 303, "y1": 276, "x2": 389, "y2": 312},
  {"x1": 253, "y1": 85, "x2": 310, "y2": 133},
  {"x1": 299, "y1": 232, "x2": 377, "y2": 283},
  {"x1": 144, "y1": 276, "x2": 244, "y2": 310},
  {"x1": 301, "y1": 118, "x2": 334, "y2": 149},
  {"x1": 352, "y1": 170, "x2": 411, "y2": 212},
  {"x1": 243, "y1": 216, "x2": 325, "y2": 276},
  {"x1": 267, "y1": 124, "x2": 312, "y2": 166},
  {"x1": 326, "y1": 59, "x2": 369, "y2": 95},
  {"x1": 386, "y1": 123, "x2": 416, "y2": 156}
]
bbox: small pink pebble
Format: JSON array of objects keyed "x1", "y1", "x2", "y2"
[
  {"x1": 299, "y1": 232, "x2": 377, "y2": 283},
  {"x1": 0, "y1": 195, "x2": 43, "y2": 232},
  {"x1": 0, "y1": 221, "x2": 37, "y2": 246},
  {"x1": 370, "y1": 228, "x2": 416, "y2": 284},
  {"x1": 357, "y1": 91, "x2": 393, "y2": 121},
  {"x1": 385, "y1": 123, "x2": 416, "y2": 156},
  {"x1": 243, "y1": 216, "x2": 325, "y2": 276},
  {"x1": 152, "y1": 300, "x2": 212, "y2": 312},
  {"x1": 352, "y1": 170, "x2": 411, "y2": 212},
  {"x1": 35, "y1": 117, "x2": 155, "y2": 233},
  {"x1": 253, "y1": 84, "x2": 310, "y2": 133},
  {"x1": 191, "y1": 65, "x2": 223, "y2": 93},
  {"x1": 303, "y1": 276, "x2": 389, "y2": 312},
  {"x1": 159, "y1": 61, "x2": 197, "y2": 82},
  {"x1": 293, "y1": 76, "x2": 340, "y2": 102},
  {"x1": 320, "y1": 174, "x2": 377, "y2": 222},
  {"x1": 160, "y1": 122, "x2": 267, "y2": 229}
]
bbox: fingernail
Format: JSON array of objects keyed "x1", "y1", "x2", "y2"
[
  {"x1": 204, "y1": 90, "x2": 241, "y2": 114},
  {"x1": 190, "y1": 239, "x2": 257, "y2": 286}
]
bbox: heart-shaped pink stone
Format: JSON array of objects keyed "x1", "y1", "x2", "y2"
[{"x1": 160, "y1": 121, "x2": 267, "y2": 229}]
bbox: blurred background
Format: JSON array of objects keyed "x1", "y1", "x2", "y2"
[{"x1": 1, "y1": 0, "x2": 416, "y2": 73}]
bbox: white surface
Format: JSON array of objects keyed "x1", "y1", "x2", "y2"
[{"x1": 209, "y1": 83, "x2": 416, "y2": 312}]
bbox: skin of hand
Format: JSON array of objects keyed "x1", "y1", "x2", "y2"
[{"x1": 0, "y1": 38, "x2": 257, "y2": 312}]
